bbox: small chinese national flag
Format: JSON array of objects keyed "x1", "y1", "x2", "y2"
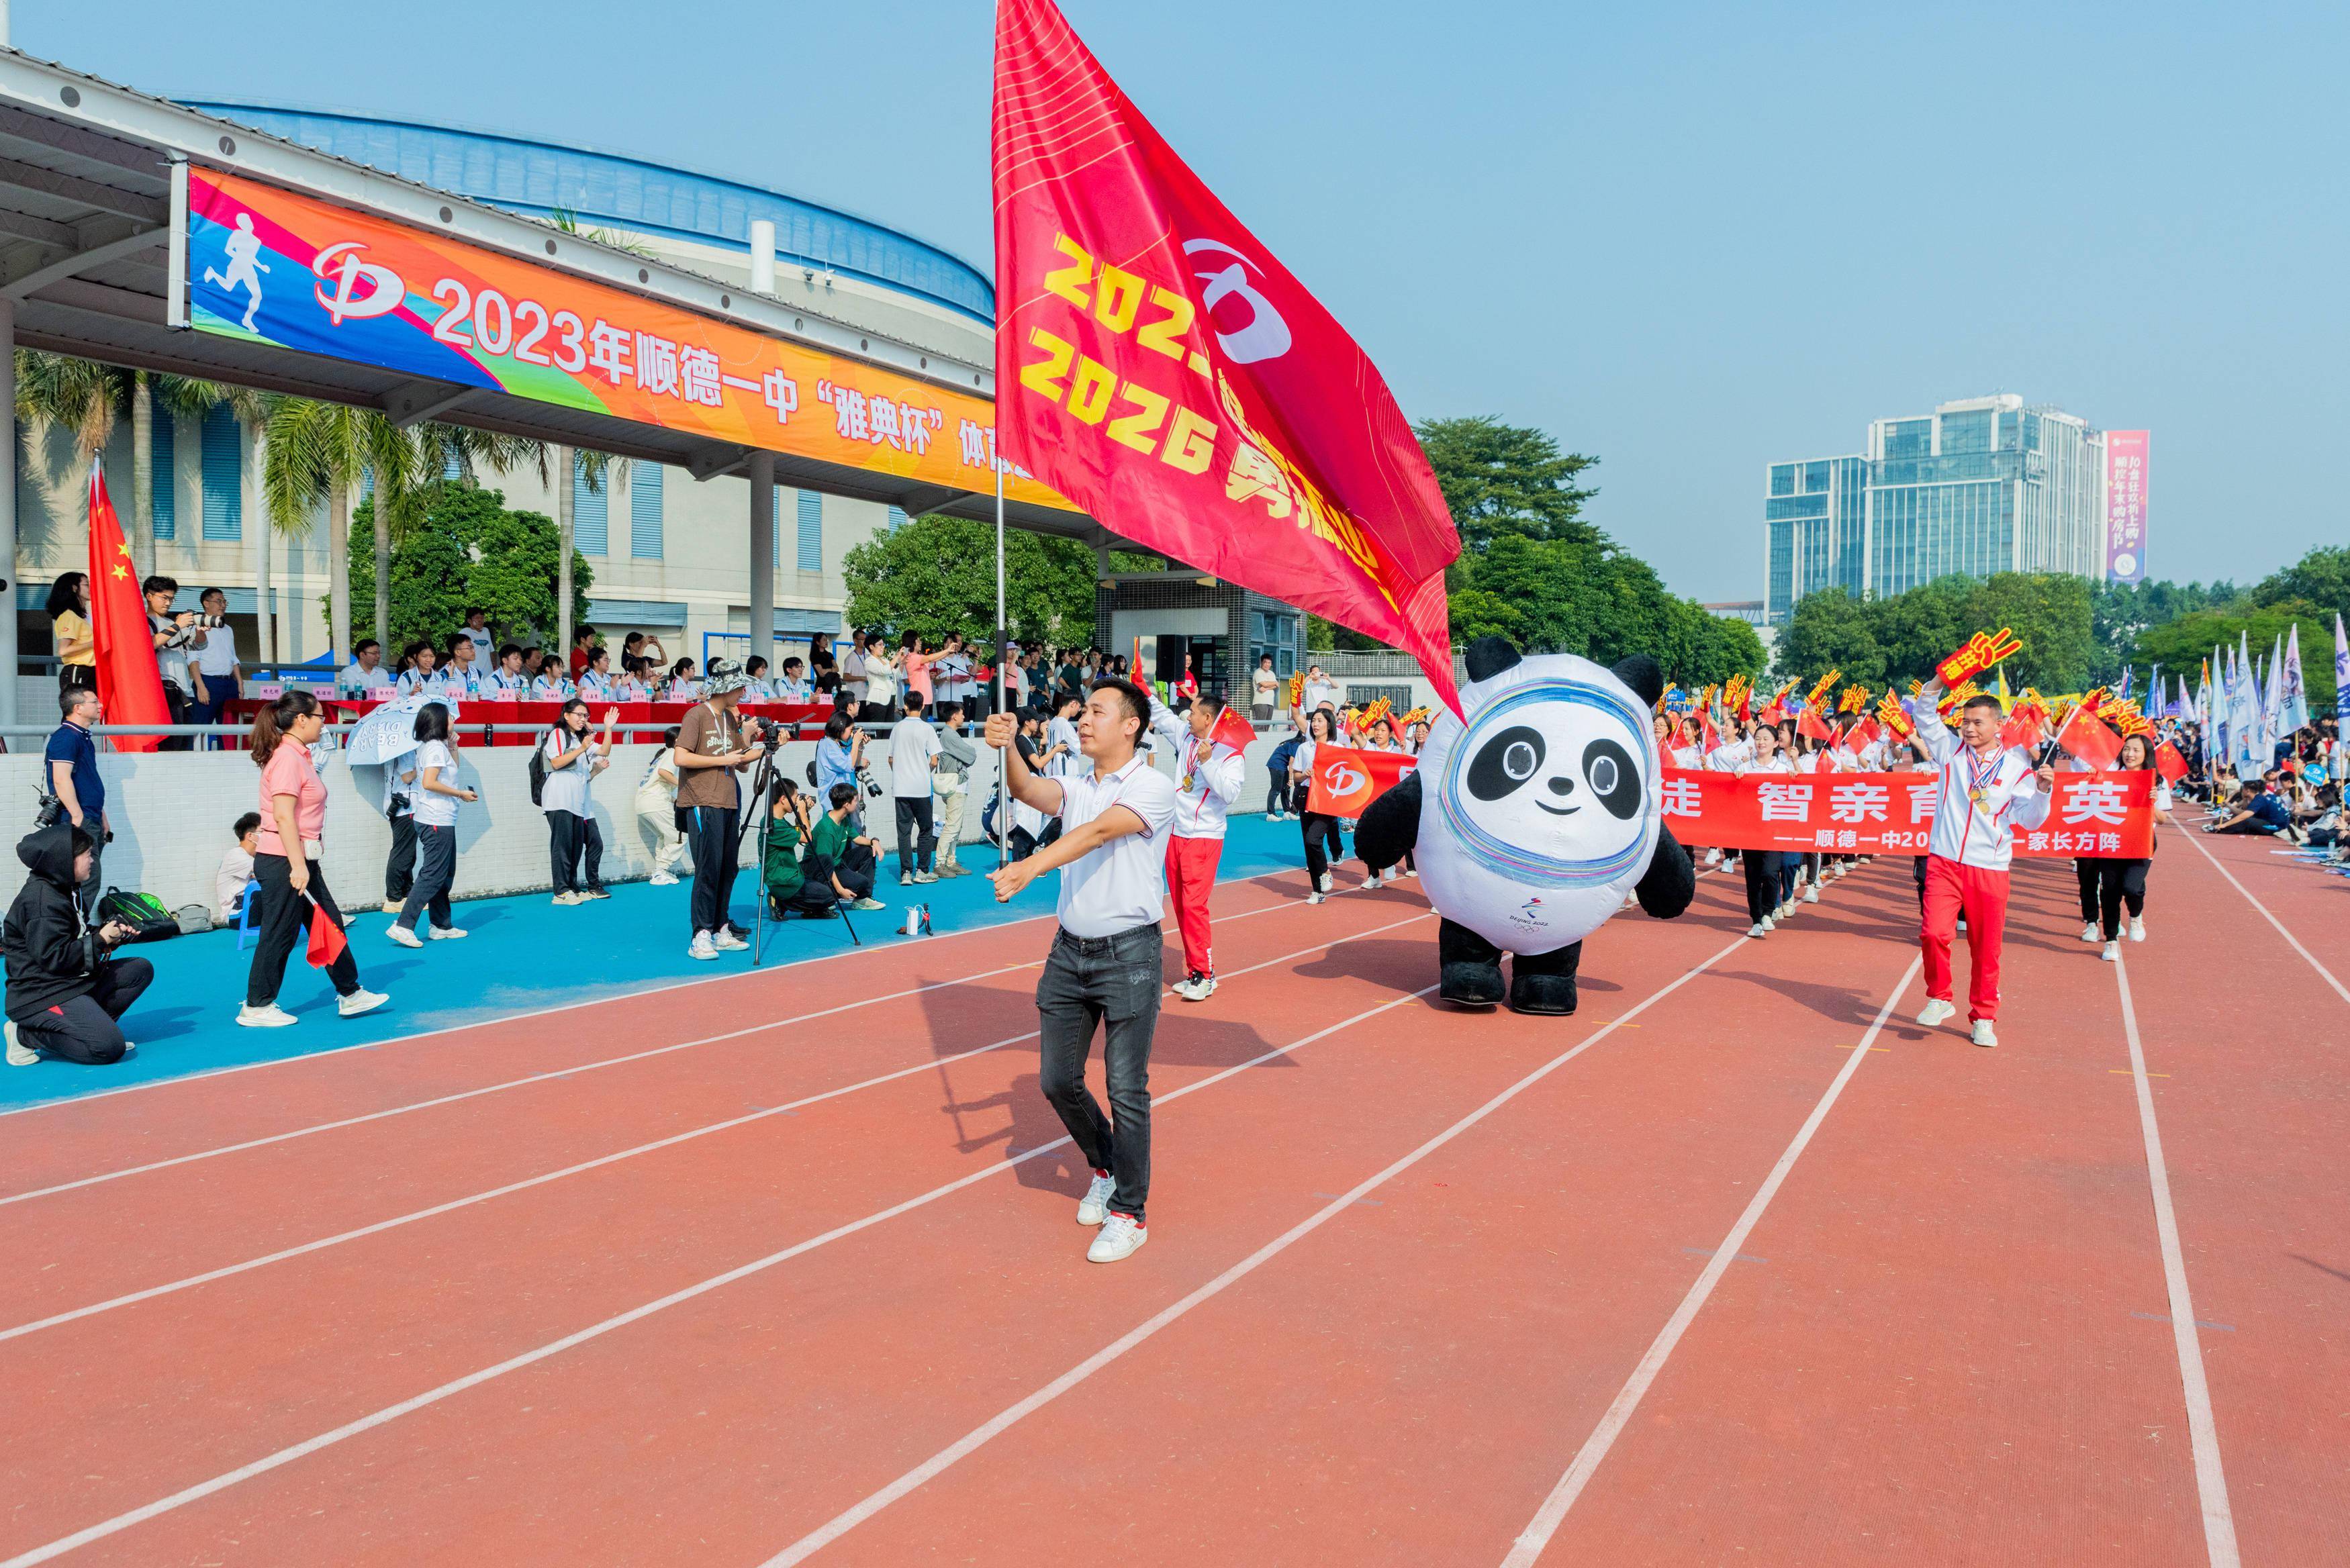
[
  {"x1": 86, "y1": 460, "x2": 171, "y2": 753},
  {"x1": 2154, "y1": 741, "x2": 2189, "y2": 783},
  {"x1": 1208, "y1": 704, "x2": 1256, "y2": 753},
  {"x1": 2055, "y1": 703, "x2": 2123, "y2": 769}
]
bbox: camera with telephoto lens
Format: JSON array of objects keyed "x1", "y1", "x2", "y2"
[{"x1": 175, "y1": 612, "x2": 229, "y2": 629}]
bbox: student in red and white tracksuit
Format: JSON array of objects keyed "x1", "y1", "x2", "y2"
[
  {"x1": 1149, "y1": 691, "x2": 1246, "y2": 1001},
  {"x1": 1912, "y1": 683, "x2": 2054, "y2": 1047}
]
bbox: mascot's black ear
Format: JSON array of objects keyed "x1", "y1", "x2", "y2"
[
  {"x1": 1610, "y1": 653, "x2": 1665, "y2": 708},
  {"x1": 1464, "y1": 636, "x2": 1523, "y2": 685}
]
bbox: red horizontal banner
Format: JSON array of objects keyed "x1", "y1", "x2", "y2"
[
  {"x1": 1659, "y1": 769, "x2": 2156, "y2": 858},
  {"x1": 1304, "y1": 744, "x2": 1417, "y2": 817}
]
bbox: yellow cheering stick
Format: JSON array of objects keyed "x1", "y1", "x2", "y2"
[
  {"x1": 1875, "y1": 689, "x2": 1916, "y2": 741},
  {"x1": 1806, "y1": 669, "x2": 1841, "y2": 710},
  {"x1": 1285, "y1": 671, "x2": 1304, "y2": 708},
  {"x1": 1936, "y1": 679, "x2": 1982, "y2": 717},
  {"x1": 1837, "y1": 683, "x2": 1871, "y2": 716},
  {"x1": 1398, "y1": 706, "x2": 1432, "y2": 730},
  {"x1": 1360, "y1": 696, "x2": 1394, "y2": 731}
]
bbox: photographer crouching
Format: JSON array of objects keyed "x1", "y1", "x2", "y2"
[{"x1": 3, "y1": 822, "x2": 150, "y2": 1067}]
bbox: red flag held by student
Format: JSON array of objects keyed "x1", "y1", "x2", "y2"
[
  {"x1": 1303, "y1": 744, "x2": 1416, "y2": 818},
  {"x1": 1796, "y1": 706, "x2": 1833, "y2": 743},
  {"x1": 2154, "y1": 740, "x2": 2189, "y2": 783},
  {"x1": 993, "y1": 0, "x2": 1463, "y2": 714},
  {"x1": 304, "y1": 897, "x2": 348, "y2": 969},
  {"x1": 1207, "y1": 704, "x2": 1256, "y2": 753},
  {"x1": 2055, "y1": 701, "x2": 2123, "y2": 769},
  {"x1": 85, "y1": 460, "x2": 170, "y2": 753}
]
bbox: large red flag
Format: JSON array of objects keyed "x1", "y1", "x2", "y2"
[
  {"x1": 1303, "y1": 744, "x2": 1417, "y2": 817},
  {"x1": 86, "y1": 460, "x2": 170, "y2": 754},
  {"x1": 992, "y1": 0, "x2": 1463, "y2": 714}
]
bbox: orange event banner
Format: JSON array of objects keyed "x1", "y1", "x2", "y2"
[{"x1": 184, "y1": 168, "x2": 1070, "y2": 512}]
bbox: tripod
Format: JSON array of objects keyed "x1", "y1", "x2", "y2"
[{"x1": 739, "y1": 744, "x2": 861, "y2": 964}]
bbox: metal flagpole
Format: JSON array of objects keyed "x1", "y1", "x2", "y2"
[{"x1": 994, "y1": 447, "x2": 1010, "y2": 869}]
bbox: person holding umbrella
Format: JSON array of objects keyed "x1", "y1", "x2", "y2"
[{"x1": 238, "y1": 691, "x2": 389, "y2": 1028}]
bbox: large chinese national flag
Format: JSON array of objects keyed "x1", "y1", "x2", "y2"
[
  {"x1": 86, "y1": 460, "x2": 170, "y2": 753},
  {"x1": 992, "y1": 0, "x2": 1463, "y2": 714}
]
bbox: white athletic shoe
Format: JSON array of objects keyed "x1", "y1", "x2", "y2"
[
  {"x1": 688, "y1": 932, "x2": 720, "y2": 961},
  {"x1": 1803, "y1": 885, "x2": 1820, "y2": 903},
  {"x1": 428, "y1": 925, "x2": 469, "y2": 940},
  {"x1": 384, "y1": 924, "x2": 424, "y2": 949},
  {"x1": 1182, "y1": 974, "x2": 1217, "y2": 1002},
  {"x1": 899, "y1": 873, "x2": 914, "y2": 887},
  {"x1": 2102, "y1": 941, "x2": 2120, "y2": 962},
  {"x1": 117, "y1": 1041, "x2": 135, "y2": 1059},
  {"x1": 1076, "y1": 1171, "x2": 1116, "y2": 1227},
  {"x1": 1704, "y1": 847, "x2": 1722, "y2": 866},
  {"x1": 1317, "y1": 874, "x2": 1333, "y2": 895},
  {"x1": 552, "y1": 891, "x2": 583, "y2": 907},
  {"x1": 1363, "y1": 873, "x2": 1383, "y2": 890},
  {"x1": 1307, "y1": 891, "x2": 1326, "y2": 905},
  {"x1": 1972, "y1": 1020, "x2": 1998, "y2": 1048},
  {"x1": 236, "y1": 1003, "x2": 299, "y2": 1028},
  {"x1": 1758, "y1": 914, "x2": 1775, "y2": 933},
  {"x1": 1916, "y1": 998, "x2": 1957, "y2": 1028},
  {"x1": 337, "y1": 989, "x2": 389, "y2": 1020},
  {"x1": 712, "y1": 928, "x2": 750, "y2": 952},
  {"x1": 2080, "y1": 922, "x2": 2102, "y2": 943},
  {"x1": 913, "y1": 871, "x2": 939, "y2": 885},
  {"x1": 2128, "y1": 917, "x2": 2146, "y2": 942},
  {"x1": 649, "y1": 871, "x2": 680, "y2": 887},
  {"x1": 1748, "y1": 922, "x2": 1768, "y2": 938},
  {"x1": 5, "y1": 1022, "x2": 34, "y2": 1066},
  {"x1": 1087, "y1": 1212, "x2": 1147, "y2": 1263}
]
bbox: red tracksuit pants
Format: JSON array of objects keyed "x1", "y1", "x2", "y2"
[
  {"x1": 1920, "y1": 854, "x2": 2008, "y2": 1022},
  {"x1": 1165, "y1": 834, "x2": 1223, "y2": 979}
]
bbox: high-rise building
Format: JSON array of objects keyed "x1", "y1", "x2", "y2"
[{"x1": 1762, "y1": 394, "x2": 2110, "y2": 624}]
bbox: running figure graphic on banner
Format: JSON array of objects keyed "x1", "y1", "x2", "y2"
[{"x1": 201, "y1": 212, "x2": 271, "y2": 331}]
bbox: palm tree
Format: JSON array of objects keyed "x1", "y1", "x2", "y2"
[{"x1": 14, "y1": 351, "x2": 128, "y2": 528}]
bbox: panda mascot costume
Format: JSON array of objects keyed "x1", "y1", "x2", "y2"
[{"x1": 1355, "y1": 636, "x2": 1696, "y2": 1015}]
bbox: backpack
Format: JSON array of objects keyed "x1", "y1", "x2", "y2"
[
  {"x1": 96, "y1": 887, "x2": 182, "y2": 944},
  {"x1": 526, "y1": 732, "x2": 549, "y2": 805}
]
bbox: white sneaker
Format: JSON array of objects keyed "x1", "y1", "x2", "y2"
[
  {"x1": 428, "y1": 925, "x2": 468, "y2": 941},
  {"x1": 1748, "y1": 922, "x2": 1767, "y2": 938},
  {"x1": 1916, "y1": 998, "x2": 1957, "y2": 1028},
  {"x1": 552, "y1": 891, "x2": 583, "y2": 907},
  {"x1": 2102, "y1": 941, "x2": 2120, "y2": 962},
  {"x1": 1306, "y1": 891, "x2": 1326, "y2": 905},
  {"x1": 1972, "y1": 1020, "x2": 1998, "y2": 1048},
  {"x1": 1403, "y1": 867, "x2": 1417, "y2": 878},
  {"x1": 712, "y1": 929, "x2": 749, "y2": 952},
  {"x1": 1087, "y1": 1212, "x2": 1147, "y2": 1263},
  {"x1": 2128, "y1": 917, "x2": 2145, "y2": 942},
  {"x1": 337, "y1": 989, "x2": 389, "y2": 1019},
  {"x1": 236, "y1": 1003, "x2": 299, "y2": 1028},
  {"x1": 1363, "y1": 873, "x2": 1382, "y2": 890},
  {"x1": 1758, "y1": 914, "x2": 1775, "y2": 932},
  {"x1": 2081, "y1": 922, "x2": 2102, "y2": 943},
  {"x1": 1182, "y1": 974, "x2": 1217, "y2": 1002},
  {"x1": 1803, "y1": 885, "x2": 1820, "y2": 903},
  {"x1": 1704, "y1": 847, "x2": 1722, "y2": 866},
  {"x1": 381, "y1": 898, "x2": 405, "y2": 914},
  {"x1": 899, "y1": 873, "x2": 914, "y2": 887},
  {"x1": 649, "y1": 871, "x2": 680, "y2": 887},
  {"x1": 117, "y1": 1041, "x2": 136, "y2": 1059},
  {"x1": 5, "y1": 1022, "x2": 34, "y2": 1067},
  {"x1": 1076, "y1": 1171, "x2": 1116, "y2": 1227},
  {"x1": 913, "y1": 871, "x2": 939, "y2": 884},
  {"x1": 1317, "y1": 874, "x2": 1333, "y2": 895},
  {"x1": 688, "y1": 932, "x2": 720, "y2": 961},
  {"x1": 385, "y1": 924, "x2": 424, "y2": 948}
]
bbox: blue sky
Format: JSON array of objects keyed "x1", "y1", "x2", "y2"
[{"x1": 38, "y1": 1, "x2": 2345, "y2": 601}]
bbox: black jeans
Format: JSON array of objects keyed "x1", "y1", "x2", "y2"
[
  {"x1": 833, "y1": 837, "x2": 877, "y2": 900},
  {"x1": 687, "y1": 805, "x2": 743, "y2": 936},
  {"x1": 397, "y1": 822, "x2": 457, "y2": 932},
  {"x1": 2073, "y1": 858, "x2": 2100, "y2": 922},
  {"x1": 1037, "y1": 924, "x2": 1163, "y2": 1224},
  {"x1": 1266, "y1": 767, "x2": 1288, "y2": 813},
  {"x1": 246, "y1": 852, "x2": 361, "y2": 1006},
  {"x1": 2098, "y1": 857, "x2": 2151, "y2": 940},
  {"x1": 894, "y1": 795, "x2": 936, "y2": 877},
  {"x1": 1300, "y1": 812, "x2": 1346, "y2": 886},
  {"x1": 1742, "y1": 850, "x2": 1785, "y2": 923},
  {"x1": 15, "y1": 956, "x2": 152, "y2": 1065},
  {"x1": 548, "y1": 810, "x2": 604, "y2": 894},
  {"x1": 385, "y1": 807, "x2": 417, "y2": 903}
]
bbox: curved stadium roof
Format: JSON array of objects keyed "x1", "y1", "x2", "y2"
[{"x1": 178, "y1": 101, "x2": 995, "y2": 324}]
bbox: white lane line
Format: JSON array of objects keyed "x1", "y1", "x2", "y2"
[
  {"x1": 2114, "y1": 953, "x2": 2241, "y2": 1568},
  {"x1": 759, "y1": 932, "x2": 1756, "y2": 1568},
  {"x1": 2175, "y1": 826, "x2": 2350, "y2": 1008},
  {"x1": 0, "y1": 978, "x2": 1445, "y2": 1568},
  {"x1": 0, "y1": 916, "x2": 1429, "y2": 1344},
  {"x1": 0, "y1": 880, "x2": 1359, "y2": 1207},
  {"x1": 1498, "y1": 956, "x2": 1919, "y2": 1568},
  {"x1": 0, "y1": 863, "x2": 1329, "y2": 1123}
]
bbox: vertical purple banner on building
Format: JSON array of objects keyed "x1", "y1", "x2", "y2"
[{"x1": 2105, "y1": 430, "x2": 2150, "y2": 583}]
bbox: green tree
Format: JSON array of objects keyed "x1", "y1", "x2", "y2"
[
  {"x1": 2249, "y1": 545, "x2": 2350, "y2": 618},
  {"x1": 347, "y1": 480, "x2": 590, "y2": 652},
  {"x1": 1414, "y1": 415, "x2": 1600, "y2": 550},
  {"x1": 842, "y1": 514, "x2": 1100, "y2": 647},
  {"x1": 1775, "y1": 573, "x2": 2092, "y2": 693},
  {"x1": 2132, "y1": 599, "x2": 2337, "y2": 716}
]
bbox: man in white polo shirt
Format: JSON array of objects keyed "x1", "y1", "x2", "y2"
[{"x1": 984, "y1": 677, "x2": 1177, "y2": 1264}]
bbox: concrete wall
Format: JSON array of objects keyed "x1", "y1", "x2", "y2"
[{"x1": 2, "y1": 730, "x2": 1302, "y2": 912}]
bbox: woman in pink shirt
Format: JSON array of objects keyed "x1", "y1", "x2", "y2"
[
  {"x1": 899, "y1": 630, "x2": 933, "y2": 709},
  {"x1": 238, "y1": 691, "x2": 389, "y2": 1028}
]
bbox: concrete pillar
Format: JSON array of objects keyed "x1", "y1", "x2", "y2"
[
  {"x1": 749, "y1": 219, "x2": 775, "y2": 295},
  {"x1": 747, "y1": 451, "x2": 774, "y2": 679},
  {"x1": 0, "y1": 298, "x2": 13, "y2": 728},
  {"x1": 555, "y1": 445, "x2": 574, "y2": 658},
  {"x1": 245, "y1": 413, "x2": 275, "y2": 664}
]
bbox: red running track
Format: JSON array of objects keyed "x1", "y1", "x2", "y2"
[{"x1": 0, "y1": 836, "x2": 2336, "y2": 1567}]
